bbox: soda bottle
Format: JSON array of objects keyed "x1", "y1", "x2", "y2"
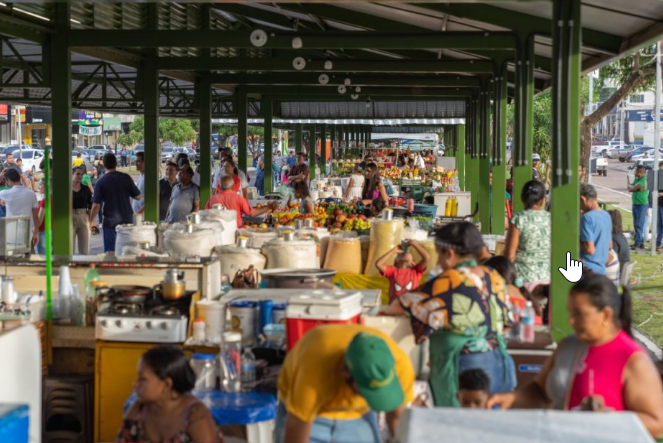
[
  {"x1": 84, "y1": 264, "x2": 101, "y2": 298},
  {"x1": 520, "y1": 301, "x2": 535, "y2": 343}
]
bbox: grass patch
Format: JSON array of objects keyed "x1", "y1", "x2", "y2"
[{"x1": 605, "y1": 204, "x2": 663, "y2": 349}]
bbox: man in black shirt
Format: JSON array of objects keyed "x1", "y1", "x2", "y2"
[
  {"x1": 159, "y1": 161, "x2": 178, "y2": 222},
  {"x1": 88, "y1": 153, "x2": 141, "y2": 254}
]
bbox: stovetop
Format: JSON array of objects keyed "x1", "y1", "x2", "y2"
[{"x1": 95, "y1": 291, "x2": 193, "y2": 344}]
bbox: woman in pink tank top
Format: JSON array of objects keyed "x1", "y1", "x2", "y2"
[{"x1": 488, "y1": 274, "x2": 663, "y2": 439}]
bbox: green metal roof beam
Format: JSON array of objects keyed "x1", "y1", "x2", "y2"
[
  {"x1": 419, "y1": 4, "x2": 621, "y2": 55},
  {"x1": 156, "y1": 58, "x2": 495, "y2": 74},
  {"x1": 68, "y1": 30, "x2": 517, "y2": 50},
  {"x1": 211, "y1": 73, "x2": 481, "y2": 87}
]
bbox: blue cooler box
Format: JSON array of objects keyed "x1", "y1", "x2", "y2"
[{"x1": 0, "y1": 404, "x2": 29, "y2": 443}]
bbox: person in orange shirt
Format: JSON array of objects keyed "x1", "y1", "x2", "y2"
[{"x1": 205, "y1": 176, "x2": 276, "y2": 227}]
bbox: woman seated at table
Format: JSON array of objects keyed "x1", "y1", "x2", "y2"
[
  {"x1": 118, "y1": 346, "x2": 223, "y2": 443},
  {"x1": 489, "y1": 274, "x2": 663, "y2": 439},
  {"x1": 384, "y1": 222, "x2": 516, "y2": 407},
  {"x1": 360, "y1": 164, "x2": 389, "y2": 207}
]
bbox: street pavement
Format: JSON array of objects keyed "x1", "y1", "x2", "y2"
[{"x1": 591, "y1": 158, "x2": 634, "y2": 212}]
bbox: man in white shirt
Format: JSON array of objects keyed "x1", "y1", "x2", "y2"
[
  {"x1": 132, "y1": 151, "x2": 145, "y2": 214},
  {"x1": 0, "y1": 169, "x2": 39, "y2": 246}
]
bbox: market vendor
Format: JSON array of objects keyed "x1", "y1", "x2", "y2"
[
  {"x1": 488, "y1": 274, "x2": 663, "y2": 440},
  {"x1": 206, "y1": 176, "x2": 276, "y2": 227},
  {"x1": 275, "y1": 324, "x2": 415, "y2": 443},
  {"x1": 361, "y1": 164, "x2": 389, "y2": 206},
  {"x1": 384, "y1": 222, "x2": 516, "y2": 407},
  {"x1": 288, "y1": 152, "x2": 310, "y2": 186}
]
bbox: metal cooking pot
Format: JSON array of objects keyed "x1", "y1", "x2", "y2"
[{"x1": 260, "y1": 268, "x2": 337, "y2": 289}]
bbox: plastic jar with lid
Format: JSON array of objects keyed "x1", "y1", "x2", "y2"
[
  {"x1": 220, "y1": 331, "x2": 242, "y2": 393},
  {"x1": 191, "y1": 353, "x2": 217, "y2": 391}
]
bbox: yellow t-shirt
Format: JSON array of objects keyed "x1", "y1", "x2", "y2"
[
  {"x1": 277, "y1": 324, "x2": 415, "y2": 422},
  {"x1": 73, "y1": 158, "x2": 84, "y2": 167}
]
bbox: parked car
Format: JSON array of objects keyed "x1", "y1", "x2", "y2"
[
  {"x1": 590, "y1": 151, "x2": 608, "y2": 176},
  {"x1": 624, "y1": 146, "x2": 654, "y2": 162},
  {"x1": 161, "y1": 146, "x2": 175, "y2": 163},
  {"x1": 12, "y1": 149, "x2": 45, "y2": 175},
  {"x1": 629, "y1": 148, "x2": 663, "y2": 162},
  {"x1": 616, "y1": 144, "x2": 638, "y2": 162},
  {"x1": 0, "y1": 145, "x2": 31, "y2": 162},
  {"x1": 627, "y1": 159, "x2": 655, "y2": 186}
]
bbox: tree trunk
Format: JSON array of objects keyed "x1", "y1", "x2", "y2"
[{"x1": 579, "y1": 66, "x2": 655, "y2": 183}]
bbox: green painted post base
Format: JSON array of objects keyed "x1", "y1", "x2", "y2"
[
  {"x1": 470, "y1": 157, "x2": 480, "y2": 223},
  {"x1": 512, "y1": 165, "x2": 531, "y2": 213},
  {"x1": 550, "y1": 182, "x2": 579, "y2": 341},
  {"x1": 479, "y1": 158, "x2": 491, "y2": 234},
  {"x1": 492, "y1": 163, "x2": 507, "y2": 234}
]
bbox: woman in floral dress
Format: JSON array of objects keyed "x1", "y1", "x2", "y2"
[{"x1": 385, "y1": 222, "x2": 516, "y2": 407}]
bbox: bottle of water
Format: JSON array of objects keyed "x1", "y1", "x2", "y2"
[
  {"x1": 240, "y1": 347, "x2": 256, "y2": 388},
  {"x1": 520, "y1": 301, "x2": 535, "y2": 343},
  {"x1": 508, "y1": 302, "x2": 522, "y2": 341}
]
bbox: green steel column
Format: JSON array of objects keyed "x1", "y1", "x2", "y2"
[
  {"x1": 198, "y1": 73, "x2": 212, "y2": 207},
  {"x1": 50, "y1": 4, "x2": 72, "y2": 256},
  {"x1": 237, "y1": 88, "x2": 248, "y2": 173},
  {"x1": 471, "y1": 98, "x2": 481, "y2": 222},
  {"x1": 479, "y1": 83, "x2": 491, "y2": 234},
  {"x1": 309, "y1": 125, "x2": 316, "y2": 179},
  {"x1": 321, "y1": 124, "x2": 327, "y2": 175},
  {"x1": 262, "y1": 96, "x2": 273, "y2": 193},
  {"x1": 344, "y1": 125, "x2": 349, "y2": 156},
  {"x1": 295, "y1": 124, "x2": 303, "y2": 153},
  {"x1": 513, "y1": 36, "x2": 535, "y2": 213},
  {"x1": 492, "y1": 67, "x2": 508, "y2": 235},
  {"x1": 456, "y1": 125, "x2": 466, "y2": 191},
  {"x1": 551, "y1": 0, "x2": 581, "y2": 341},
  {"x1": 143, "y1": 53, "x2": 159, "y2": 223}
]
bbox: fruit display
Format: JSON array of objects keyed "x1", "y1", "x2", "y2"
[{"x1": 381, "y1": 167, "x2": 402, "y2": 180}]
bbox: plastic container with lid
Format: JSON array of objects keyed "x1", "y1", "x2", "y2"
[
  {"x1": 228, "y1": 301, "x2": 258, "y2": 345},
  {"x1": 285, "y1": 291, "x2": 363, "y2": 349},
  {"x1": 220, "y1": 331, "x2": 242, "y2": 393},
  {"x1": 191, "y1": 353, "x2": 217, "y2": 391},
  {"x1": 193, "y1": 319, "x2": 206, "y2": 342}
]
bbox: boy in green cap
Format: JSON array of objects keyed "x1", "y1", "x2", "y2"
[{"x1": 275, "y1": 324, "x2": 415, "y2": 443}]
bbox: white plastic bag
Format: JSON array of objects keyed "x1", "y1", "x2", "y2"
[
  {"x1": 164, "y1": 228, "x2": 217, "y2": 257},
  {"x1": 115, "y1": 223, "x2": 158, "y2": 255},
  {"x1": 261, "y1": 238, "x2": 318, "y2": 269}
]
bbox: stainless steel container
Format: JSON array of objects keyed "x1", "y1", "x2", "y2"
[{"x1": 0, "y1": 216, "x2": 31, "y2": 257}]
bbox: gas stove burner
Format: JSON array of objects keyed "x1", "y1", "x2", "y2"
[
  {"x1": 150, "y1": 305, "x2": 181, "y2": 317},
  {"x1": 111, "y1": 301, "x2": 143, "y2": 316}
]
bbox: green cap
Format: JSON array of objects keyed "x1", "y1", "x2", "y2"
[{"x1": 345, "y1": 332, "x2": 404, "y2": 412}]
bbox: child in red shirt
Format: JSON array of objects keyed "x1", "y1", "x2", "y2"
[{"x1": 376, "y1": 239, "x2": 430, "y2": 304}]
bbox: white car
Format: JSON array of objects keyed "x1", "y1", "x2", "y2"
[{"x1": 12, "y1": 149, "x2": 45, "y2": 175}]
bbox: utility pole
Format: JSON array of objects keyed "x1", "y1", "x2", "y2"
[
  {"x1": 652, "y1": 41, "x2": 661, "y2": 257},
  {"x1": 588, "y1": 72, "x2": 594, "y2": 184}
]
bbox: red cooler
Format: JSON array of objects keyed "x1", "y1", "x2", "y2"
[{"x1": 286, "y1": 292, "x2": 363, "y2": 349}]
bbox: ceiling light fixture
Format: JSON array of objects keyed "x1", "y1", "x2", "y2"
[
  {"x1": 249, "y1": 29, "x2": 268, "y2": 47},
  {"x1": 338, "y1": 85, "x2": 347, "y2": 94},
  {"x1": 291, "y1": 37, "x2": 303, "y2": 49},
  {"x1": 292, "y1": 57, "x2": 306, "y2": 70}
]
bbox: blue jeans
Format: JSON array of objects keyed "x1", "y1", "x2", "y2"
[
  {"x1": 633, "y1": 204, "x2": 648, "y2": 246},
  {"x1": 37, "y1": 232, "x2": 46, "y2": 255},
  {"x1": 103, "y1": 228, "x2": 116, "y2": 253},
  {"x1": 274, "y1": 403, "x2": 381, "y2": 443},
  {"x1": 657, "y1": 207, "x2": 663, "y2": 248},
  {"x1": 458, "y1": 347, "x2": 517, "y2": 395}
]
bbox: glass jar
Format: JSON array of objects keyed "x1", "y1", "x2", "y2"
[
  {"x1": 191, "y1": 353, "x2": 217, "y2": 391},
  {"x1": 220, "y1": 331, "x2": 242, "y2": 393}
]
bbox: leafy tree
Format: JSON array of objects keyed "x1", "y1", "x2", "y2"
[
  {"x1": 506, "y1": 90, "x2": 552, "y2": 163},
  {"x1": 116, "y1": 131, "x2": 140, "y2": 148},
  {"x1": 128, "y1": 116, "x2": 196, "y2": 148},
  {"x1": 580, "y1": 47, "x2": 657, "y2": 182}
]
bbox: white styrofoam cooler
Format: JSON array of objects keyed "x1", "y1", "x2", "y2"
[
  {"x1": 433, "y1": 192, "x2": 472, "y2": 218},
  {"x1": 286, "y1": 291, "x2": 363, "y2": 321}
]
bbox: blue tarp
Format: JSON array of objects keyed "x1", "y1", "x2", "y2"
[
  {"x1": 125, "y1": 391, "x2": 277, "y2": 426},
  {"x1": 0, "y1": 404, "x2": 29, "y2": 443}
]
